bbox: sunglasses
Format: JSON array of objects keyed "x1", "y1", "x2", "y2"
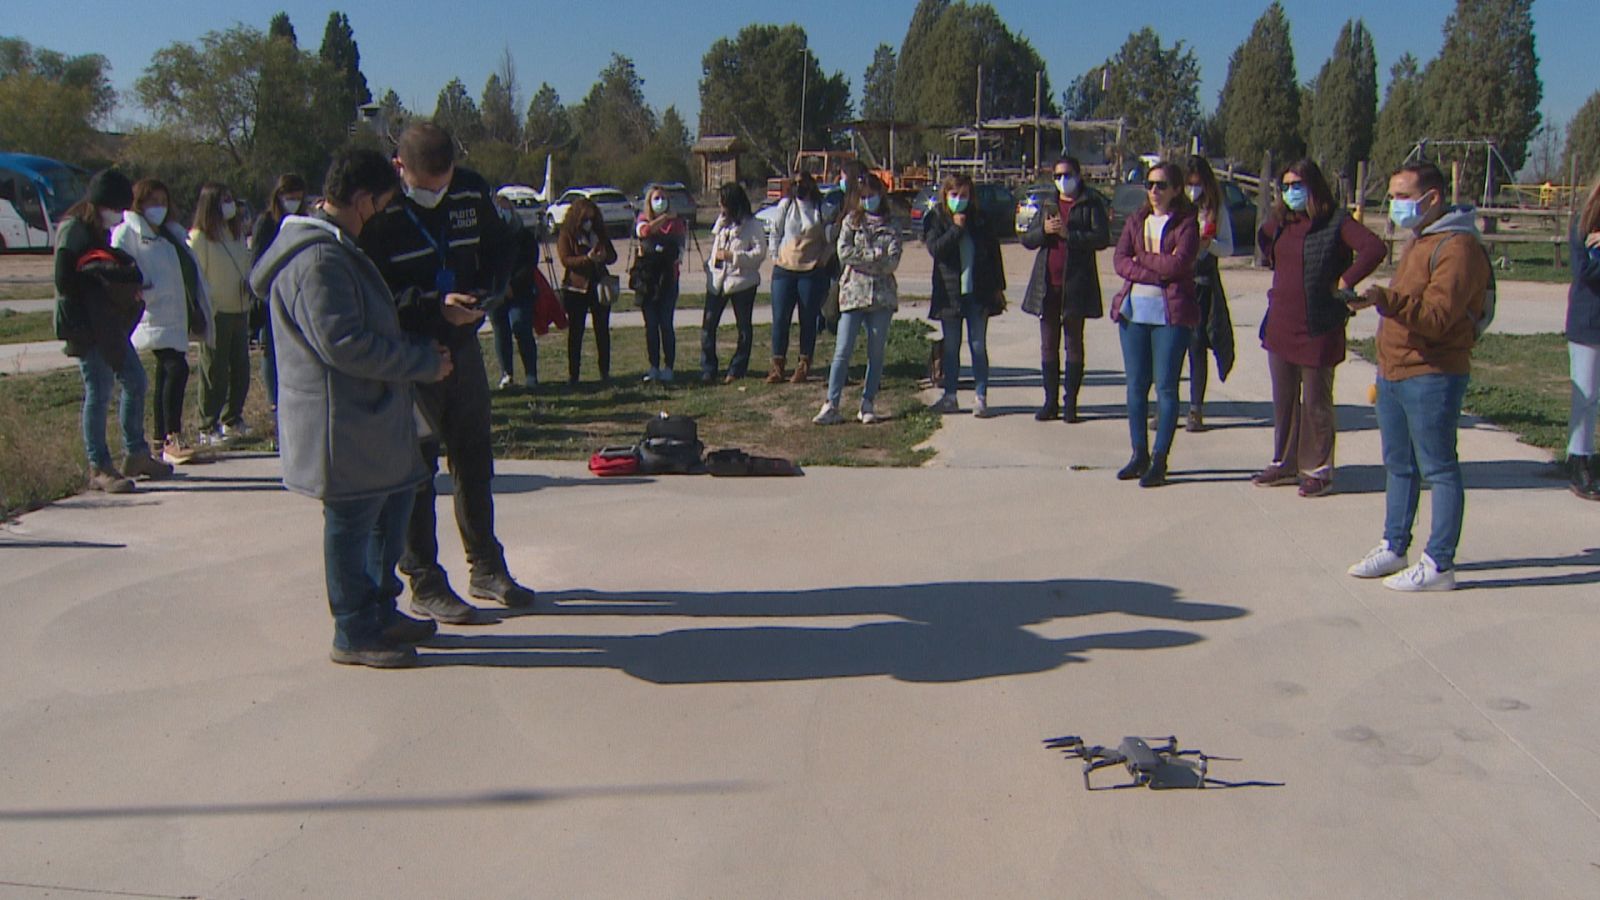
[
  {"x1": 1145, "y1": 180, "x2": 1170, "y2": 191},
  {"x1": 1280, "y1": 180, "x2": 1304, "y2": 190}
]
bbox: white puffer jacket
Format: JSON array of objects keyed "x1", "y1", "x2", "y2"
[
  {"x1": 114, "y1": 210, "x2": 214, "y2": 352},
  {"x1": 705, "y1": 214, "x2": 767, "y2": 295}
]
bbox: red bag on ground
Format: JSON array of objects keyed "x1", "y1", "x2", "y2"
[
  {"x1": 532, "y1": 268, "x2": 567, "y2": 335},
  {"x1": 588, "y1": 446, "x2": 641, "y2": 476}
]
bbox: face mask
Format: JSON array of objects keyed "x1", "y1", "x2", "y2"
[
  {"x1": 1388, "y1": 197, "x2": 1423, "y2": 229},
  {"x1": 582, "y1": 219, "x2": 594, "y2": 233},
  {"x1": 101, "y1": 209, "x2": 124, "y2": 230},
  {"x1": 220, "y1": 201, "x2": 237, "y2": 220},
  {"x1": 650, "y1": 196, "x2": 669, "y2": 214},
  {"x1": 281, "y1": 197, "x2": 302, "y2": 214},
  {"x1": 406, "y1": 183, "x2": 446, "y2": 210},
  {"x1": 839, "y1": 177, "x2": 850, "y2": 191},
  {"x1": 947, "y1": 195, "x2": 969, "y2": 214},
  {"x1": 1185, "y1": 185, "x2": 1203, "y2": 202},
  {"x1": 862, "y1": 194, "x2": 882, "y2": 214},
  {"x1": 1056, "y1": 176, "x2": 1078, "y2": 196},
  {"x1": 1282, "y1": 185, "x2": 1308, "y2": 212},
  {"x1": 498, "y1": 207, "x2": 516, "y2": 225},
  {"x1": 144, "y1": 206, "x2": 168, "y2": 227}
]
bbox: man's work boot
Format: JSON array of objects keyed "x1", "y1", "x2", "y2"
[
  {"x1": 122, "y1": 451, "x2": 173, "y2": 480},
  {"x1": 408, "y1": 569, "x2": 479, "y2": 624},
  {"x1": 381, "y1": 612, "x2": 439, "y2": 645},
  {"x1": 470, "y1": 569, "x2": 537, "y2": 609}
]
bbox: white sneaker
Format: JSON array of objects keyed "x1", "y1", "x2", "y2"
[
  {"x1": 1347, "y1": 541, "x2": 1408, "y2": 578},
  {"x1": 497, "y1": 374, "x2": 513, "y2": 390},
  {"x1": 858, "y1": 401, "x2": 879, "y2": 424},
  {"x1": 221, "y1": 421, "x2": 252, "y2": 440},
  {"x1": 973, "y1": 395, "x2": 994, "y2": 418},
  {"x1": 195, "y1": 430, "x2": 224, "y2": 448},
  {"x1": 813, "y1": 402, "x2": 843, "y2": 425},
  {"x1": 931, "y1": 393, "x2": 958, "y2": 413},
  {"x1": 642, "y1": 368, "x2": 658, "y2": 383},
  {"x1": 1383, "y1": 553, "x2": 1456, "y2": 592}
]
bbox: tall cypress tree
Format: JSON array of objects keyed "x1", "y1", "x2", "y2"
[
  {"x1": 1421, "y1": 0, "x2": 1541, "y2": 176},
  {"x1": 318, "y1": 11, "x2": 371, "y2": 118},
  {"x1": 1308, "y1": 19, "x2": 1378, "y2": 182},
  {"x1": 893, "y1": 0, "x2": 950, "y2": 127},
  {"x1": 1372, "y1": 53, "x2": 1425, "y2": 175},
  {"x1": 862, "y1": 44, "x2": 897, "y2": 121},
  {"x1": 1217, "y1": 2, "x2": 1302, "y2": 169},
  {"x1": 268, "y1": 12, "x2": 297, "y2": 47}
]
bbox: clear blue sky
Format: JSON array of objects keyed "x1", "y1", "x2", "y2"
[{"x1": 14, "y1": 0, "x2": 1594, "y2": 132}]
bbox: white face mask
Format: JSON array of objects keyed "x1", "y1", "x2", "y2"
[
  {"x1": 650, "y1": 196, "x2": 669, "y2": 214},
  {"x1": 220, "y1": 200, "x2": 237, "y2": 220},
  {"x1": 1185, "y1": 185, "x2": 1203, "y2": 202},
  {"x1": 101, "y1": 209, "x2": 125, "y2": 230},
  {"x1": 1055, "y1": 176, "x2": 1078, "y2": 196},
  {"x1": 143, "y1": 206, "x2": 168, "y2": 227},
  {"x1": 281, "y1": 197, "x2": 302, "y2": 214},
  {"x1": 406, "y1": 183, "x2": 447, "y2": 210}
]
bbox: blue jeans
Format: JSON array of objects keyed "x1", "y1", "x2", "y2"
[
  {"x1": 323, "y1": 487, "x2": 415, "y2": 649},
  {"x1": 771, "y1": 267, "x2": 827, "y2": 359},
  {"x1": 940, "y1": 296, "x2": 990, "y2": 396},
  {"x1": 78, "y1": 342, "x2": 150, "y2": 470},
  {"x1": 829, "y1": 307, "x2": 894, "y2": 408},
  {"x1": 701, "y1": 287, "x2": 756, "y2": 378},
  {"x1": 491, "y1": 299, "x2": 538, "y2": 382},
  {"x1": 1118, "y1": 320, "x2": 1192, "y2": 459},
  {"x1": 1377, "y1": 373, "x2": 1469, "y2": 571},
  {"x1": 639, "y1": 278, "x2": 679, "y2": 370}
]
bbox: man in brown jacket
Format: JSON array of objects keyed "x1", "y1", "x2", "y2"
[{"x1": 1345, "y1": 161, "x2": 1492, "y2": 592}]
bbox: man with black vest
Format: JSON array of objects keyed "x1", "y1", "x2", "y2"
[{"x1": 359, "y1": 122, "x2": 535, "y2": 621}]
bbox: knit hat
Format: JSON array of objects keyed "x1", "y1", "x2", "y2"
[{"x1": 86, "y1": 169, "x2": 133, "y2": 210}]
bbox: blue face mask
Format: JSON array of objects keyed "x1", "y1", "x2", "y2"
[
  {"x1": 1282, "y1": 185, "x2": 1309, "y2": 212},
  {"x1": 1389, "y1": 197, "x2": 1422, "y2": 229},
  {"x1": 839, "y1": 177, "x2": 850, "y2": 191},
  {"x1": 947, "y1": 195, "x2": 969, "y2": 214},
  {"x1": 862, "y1": 194, "x2": 882, "y2": 214}
]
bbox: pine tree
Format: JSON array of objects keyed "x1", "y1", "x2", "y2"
[
  {"x1": 268, "y1": 12, "x2": 297, "y2": 46},
  {"x1": 1217, "y1": 2, "x2": 1302, "y2": 169},
  {"x1": 1061, "y1": 66, "x2": 1105, "y2": 121},
  {"x1": 1307, "y1": 19, "x2": 1378, "y2": 182},
  {"x1": 524, "y1": 83, "x2": 570, "y2": 152},
  {"x1": 318, "y1": 11, "x2": 370, "y2": 114},
  {"x1": 1372, "y1": 53, "x2": 1424, "y2": 175},
  {"x1": 433, "y1": 77, "x2": 482, "y2": 146},
  {"x1": 863, "y1": 44, "x2": 897, "y2": 121},
  {"x1": 893, "y1": 0, "x2": 951, "y2": 127},
  {"x1": 1421, "y1": 0, "x2": 1541, "y2": 176},
  {"x1": 1098, "y1": 28, "x2": 1201, "y2": 155},
  {"x1": 1565, "y1": 91, "x2": 1600, "y2": 184},
  {"x1": 482, "y1": 74, "x2": 519, "y2": 146}
]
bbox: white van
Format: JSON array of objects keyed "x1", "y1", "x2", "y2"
[{"x1": 0, "y1": 153, "x2": 86, "y2": 252}]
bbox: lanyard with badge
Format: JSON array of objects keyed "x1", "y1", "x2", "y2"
[{"x1": 404, "y1": 206, "x2": 456, "y2": 294}]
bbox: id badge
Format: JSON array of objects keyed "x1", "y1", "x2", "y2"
[{"x1": 435, "y1": 268, "x2": 457, "y2": 294}]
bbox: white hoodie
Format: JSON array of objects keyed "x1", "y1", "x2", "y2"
[
  {"x1": 114, "y1": 210, "x2": 214, "y2": 352},
  {"x1": 705, "y1": 214, "x2": 767, "y2": 295}
]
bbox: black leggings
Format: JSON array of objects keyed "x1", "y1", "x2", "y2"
[
  {"x1": 152, "y1": 347, "x2": 188, "y2": 439},
  {"x1": 562, "y1": 288, "x2": 611, "y2": 382}
]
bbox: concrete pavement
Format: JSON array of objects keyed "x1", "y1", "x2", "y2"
[{"x1": 1, "y1": 250, "x2": 1598, "y2": 898}]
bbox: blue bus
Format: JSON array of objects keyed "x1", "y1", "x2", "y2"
[{"x1": 0, "y1": 152, "x2": 88, "y2": 252}]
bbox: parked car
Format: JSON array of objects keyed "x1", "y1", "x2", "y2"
[
  {"x1": 637, "y1": 182, "x2": 698, "y2": 228},
  {"x1": 907, "y1": 183, "x2": 1017, "y2": 238},
  {"x1": 495, "y1": 185, "x2": 547, "y2": 234},
  {"x1": 1107, "y1": 182, "x2": 1150, "y2": 243},
  {"x1": 755, "y1": 187, "x2": 845, "y2": 241},
  {"x1": 1013, "y1": 183, "x2": 1059, "y2": 234},
  {"x1": 546, "y1": 187, "x2": 636, "y2": 237},
  {"x1": 1106, "y1": 179, "x2": 1258, "y2": 258}
]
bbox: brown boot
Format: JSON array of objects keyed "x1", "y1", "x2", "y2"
[
  {"x1": 789, "y1": 355, "x2": 811, "y2": 384},
  {"x1": 122, "y1": 451, "x2": 173, "y2": 480},
  {"x1": 88, "y1": 466, "x2": 135, "y2": 494},
  {"x1": 765, "y1": 357, "x2": 787, "y2": 384}
]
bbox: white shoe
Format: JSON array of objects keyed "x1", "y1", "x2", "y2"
[
  {"x1": 1347, "y1": 541, "x2": 1408, "y2": 578},
  {"x1": 931, "y1": 393, "x2": 958, "y2": 413},
  {"x1": 221, "y1": 421, "x2": 252, "y2": 440},
  {"x1": 1383, "y1": 553, "x2": 1456, "y2": 592},
  {"x1": 643, "y1": 368, "x2": 659, "y2": 383},
  {"x1": 858, "y1": 401, "x2": 879, "y2": 424},
  {"x1": 813, "y1": 402, "x2": 843, "y2": 425},
  {"x1": 195, "y1": 430, "x2": 224, "y2": 448},
  {"x1": 497, "y1": 374, "x2": 513, "y2": 390},
  {"x1": 973, "y1": 395, "x2": 994, "y2": 418}
]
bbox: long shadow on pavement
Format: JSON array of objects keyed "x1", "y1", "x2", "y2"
[
  {"x1": 422, "y1": 579, "x2": 1247, "y2": 683},
  {"x1": 1453, "y1": 547, "x2": 1600, "y2": 590}
]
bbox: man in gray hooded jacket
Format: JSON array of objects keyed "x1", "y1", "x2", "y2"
[{"x1": 251, "y1": 149, "x2": 453, "y2": 668}]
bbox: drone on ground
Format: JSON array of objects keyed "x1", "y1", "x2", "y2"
[{"x1": 1044, "y1": 735, "x2": 1232, "y2": 790}]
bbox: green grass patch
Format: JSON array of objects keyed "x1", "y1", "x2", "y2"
[
  {"x1": 484, "y1": 319, "x2": 940, "y2": 467},
  {"x1": 1351, "y1": 332, "x2": 1572, "y2": 452},
  {"x1": 0, "y1": 309, "x2": 56, "y2": 344},
  {"x1": 0, "y1": 281, "x2": 53, "y2": 302}
]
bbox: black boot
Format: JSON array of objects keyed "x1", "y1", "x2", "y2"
[
  {"x1": 1116, "y1": 452, "x2": 1150, "y2": 481},
  {"x1": 1063, "y1": 362, "x2": 1084, "y2": 423},
  {"x1": 1036, "y1": 368, "x2": 1060, "y2": 421},
  {"x1": 1569, "y1": 454, "x2": 1600, "y2": 501},
  {"x1": 1139, "y1": 455, "x2": 1169, "y2": 488}
]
